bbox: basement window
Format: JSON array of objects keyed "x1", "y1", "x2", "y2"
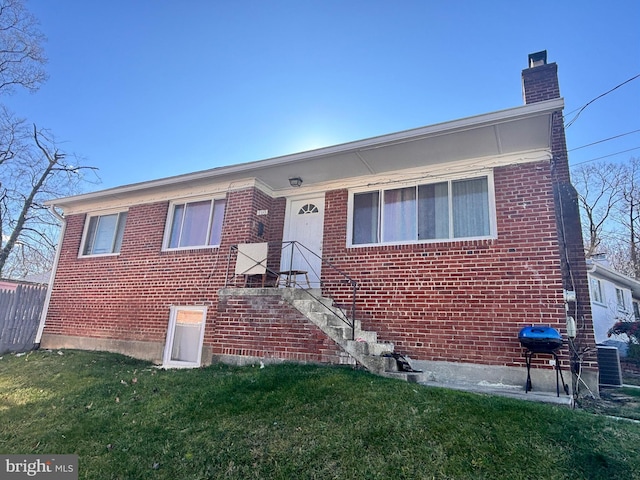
[
  {"x1": 80, "y1": 211, "x2": 128, "y2": 256},
  {"x1": 164, "y1": 197, "x2": 226, "y2": 250},
  {"x1": 348, "y1": 175, "x2": 494, "y2": 246}
]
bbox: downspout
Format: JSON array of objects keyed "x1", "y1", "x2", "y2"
[{"x1": 34, "y1": 205, "x2": 66, "y2": 346}]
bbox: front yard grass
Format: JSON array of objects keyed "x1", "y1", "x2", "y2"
[{"x1": 1, "y1": 349, "x2": 639, "y2": 479}]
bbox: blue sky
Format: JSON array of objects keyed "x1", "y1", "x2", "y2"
[{"x1": 6, "y1": 0, "x2": 640, "y2": 190}]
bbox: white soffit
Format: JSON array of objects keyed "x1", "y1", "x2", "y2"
[{"x1": 48, "y1": 98, "x2": 562, "y2": 210}]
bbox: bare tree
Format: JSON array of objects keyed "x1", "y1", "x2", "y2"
[
  {"x1": 618, "y1": 158, "x2": 640, "y2": 278},
  {"x1": 0, "y1": 0, "x2": 47, "y2": 94},
  {"x1": 0, "y1": 0, "x2": 98, "y2": 277},
  {"x1": 572, "y1": 161, "x2": 624, "y2": 257},
  {"x1": 0, "y1": 109, "x2": 98, "y2": 276},
  {"x1": 573, "y1": 157, "x2": 640, "y2": 278}
]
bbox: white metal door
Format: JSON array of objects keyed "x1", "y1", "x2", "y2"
[{"x1": 282, "y1": 196, "x2": 325, "y2": 287}]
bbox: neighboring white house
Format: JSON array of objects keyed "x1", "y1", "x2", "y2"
[{"x1": 588, "y1": 257, "x2": 640, "y2": 353}]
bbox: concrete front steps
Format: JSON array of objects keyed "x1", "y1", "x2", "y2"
[{"x1": 282, "y1": 288, "x2": 424, "y2": 383}]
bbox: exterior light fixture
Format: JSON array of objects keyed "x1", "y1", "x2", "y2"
[{"x1": 289, "y1": 177, "x2": 303, "y2": 187}]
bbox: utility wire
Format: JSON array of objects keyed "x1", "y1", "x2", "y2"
[
  {"x1": 568, "y1": 129, "x2": 640, "y2": 152},
  {"x1": 564, "y1": 73, "x2": 640, "y2": 128},
  {"x1": 571, "y1": 146, "x2": 640, "y2": 166}
]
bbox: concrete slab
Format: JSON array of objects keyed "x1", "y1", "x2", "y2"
[{"x1": 420, "y1": 380, "x2": 574, "y2": 407}]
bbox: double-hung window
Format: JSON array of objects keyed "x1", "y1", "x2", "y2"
[
  {"x1": 165, "y1": 197, "x2": 226, "y2": 249},
  {"x1": 350, "y1": 176, "x2": 492, "y2": 245},
  {"x1": 81, "y1": 211, "x2": 128, "y2": 256}
]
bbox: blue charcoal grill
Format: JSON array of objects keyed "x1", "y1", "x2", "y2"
[{"x1": 518, "y1": 326, "x2": 569, "y2": 397}]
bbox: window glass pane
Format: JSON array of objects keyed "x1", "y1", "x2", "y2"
[
  {"x1": 590, "y1": 278, "x2": 602, "y2": 303},
  {"x1": 113, "y1": 212, "x2": 127, "y2": 253},
  {"x1": 418, "y1": 182, "x2": 449, "y2": 240},
  {"x1": 208, "y1": 199, "x2": 226, "y2": 246},
  {"x1": 616, "y1": 289, "x2": 626, "y2": 311},
  {"x1": 92, "y1": 214, "x2": 118, "y2": 254},
  {"x1": 180, "y1": 200, "x2": 211, "y2": 247},
  {"x1": 383, "y1": 187, "x2": 416, "y2": 242},
  {"x1": 83, "y1": 216, "x2": 99, "y2": 255},
  {"x1": 353, "y1": 192, "x2": 379, "y2": 244},
  {"x1": 171, "y1": 310, "x2": 204, "y2": 363},
  {"x1": 452, "y1": 178, "x2": 489, "y2": 238},
  {"x1": 169, "y1": 204, "x2": 185, "y2": 248}
]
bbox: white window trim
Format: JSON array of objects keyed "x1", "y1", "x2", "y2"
[
  {"x1": 78, "y1": 208, "x2": 129, "y2": 258},
  {"x1": 616, "y1": 287, "x2": 628, "y2": 313},
  {"x1": 346, "y1": 172, "x2": 497, "y2": 247},
  {"x1": 162, "y1": 195, "x2": 226, "y2": 251},
  {"x1": 162, "y1": 305, "x2": 207, "y2": 368}
]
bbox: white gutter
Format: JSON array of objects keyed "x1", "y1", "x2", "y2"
[{"x1": 35, "y1": 206, "x2": 66, "y2": 345}]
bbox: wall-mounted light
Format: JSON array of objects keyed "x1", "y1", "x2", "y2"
[{"x1": 289, "y1": 177, "x2": 303, "y2": 187}]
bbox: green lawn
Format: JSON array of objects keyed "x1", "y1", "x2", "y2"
[{"x1": 1, "y1": 350, "x2": 639, "y2": 480}]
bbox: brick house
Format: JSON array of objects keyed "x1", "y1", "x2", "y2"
[{"x1": 37, "y1": 52, "x2": 597, "y2": 393}]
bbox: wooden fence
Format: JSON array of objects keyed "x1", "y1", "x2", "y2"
[{"x1": 0, "y1": 284, "x2": 47, "y2": 355}]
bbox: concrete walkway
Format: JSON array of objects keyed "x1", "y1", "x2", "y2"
[{"x1": 420, "y1": 380, "x2": 575, "y2": 407}]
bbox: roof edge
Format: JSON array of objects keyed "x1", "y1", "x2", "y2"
[
  {"x1": 587, "y1": 260, "x2": 640, "y2": 297},
  {"x1": 46, "y1": 98, "x2": 564, "y2": 208}
]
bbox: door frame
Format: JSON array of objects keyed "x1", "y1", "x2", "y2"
[{"x1": 282, "y1": 193, "x2": 326, "y2": 285}]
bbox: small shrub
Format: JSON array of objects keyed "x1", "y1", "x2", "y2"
[{"x1": 608, "y1": 321, "x2": 640, "y2": 362}]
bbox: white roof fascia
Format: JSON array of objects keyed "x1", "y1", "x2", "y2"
[{"x1": 46, "y1": 98, "x2": 563, "y2": 209}]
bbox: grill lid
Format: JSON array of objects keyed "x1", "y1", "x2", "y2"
[{"x1": 518, "y1": 326, "x2": 563, "y2": 352}]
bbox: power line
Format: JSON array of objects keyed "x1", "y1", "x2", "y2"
[
  {"x1": 571, "y1": 146, "x2": 640, "y2": 166},
  {"x1": 564, "y1": 73, "x2": 640, "y2": 128},
  {"x1": 568, "y1": 129, "x2": 640, "y2": 152}
]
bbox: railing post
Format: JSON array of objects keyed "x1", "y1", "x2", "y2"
[
  {"x1": 351, "y1": 281, "x2": 357, "y2": 340},
  {"x1": 224, "y1": 245, "x2": 235, "y2": 287},
  {"x1": 288, "y1": 241, "x2": 295, "y2": 287}
]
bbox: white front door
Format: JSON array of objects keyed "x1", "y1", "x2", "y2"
[
  {"x1": 163, "y1": 306, "x2": 207, "y2": 368},
  {"x1": 282, "y1": 196, "x2": 325, "y2": 287}
]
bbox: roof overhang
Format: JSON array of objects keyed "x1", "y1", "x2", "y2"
[
  {"x1": 587, "y1": 260, "x2": 640, "y2": 298},
  {"x1": 48, "y1": 98, "x2": 563, "y2": 211}
]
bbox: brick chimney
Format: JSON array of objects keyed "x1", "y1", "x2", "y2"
[
  {"x1": 522, "y1": 51, "x2": 597, "y2": 383},
  {"x1": 522, "y1": 50, "x2": 568, "y2": 182},
  {"x1": 522, "y1": 50, "x2": 561, "y2": 104}
]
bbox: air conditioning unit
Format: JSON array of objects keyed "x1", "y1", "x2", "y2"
[{"x1": 596, "y1": 345, "x2": 623, "y2": 387}]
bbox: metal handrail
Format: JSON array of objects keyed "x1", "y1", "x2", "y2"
[{"x1": 224, "y1": 241, "x2": 358, "y2": 339}]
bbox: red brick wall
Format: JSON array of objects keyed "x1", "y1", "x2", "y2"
[
  {"x1": 212, "y1": 293, "x2": 346, "y2": 363},
  {"x1": 44, "y1": 165, "x2": 590, "y2": 373},
  {"x1": 44, "y1": 187, "x2": 296, "y2": 358},
  {"x1": 522, "y1": 62, "x2": 597, "y2": 369},
  {"x1": 322, "y1": 161, "x2": 568, "y2": 369},
  {"x1": 522, "y1": 63, "x2": 561, "y2": 105},
  {"x1": 45, "y1": 201, "x2": 221, "y2": 343}
]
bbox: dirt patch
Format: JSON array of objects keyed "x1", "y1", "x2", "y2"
[{"x1": 577, "y1": 386, "x2": 640, "y2": 420}]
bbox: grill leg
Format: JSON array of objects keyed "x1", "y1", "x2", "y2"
[
  {"x1": 552, "y1": 352, "x2": 569, "y2": 396},
  {"x1": 525, "y1": 351, "x2": 533, "y2": 393}
]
